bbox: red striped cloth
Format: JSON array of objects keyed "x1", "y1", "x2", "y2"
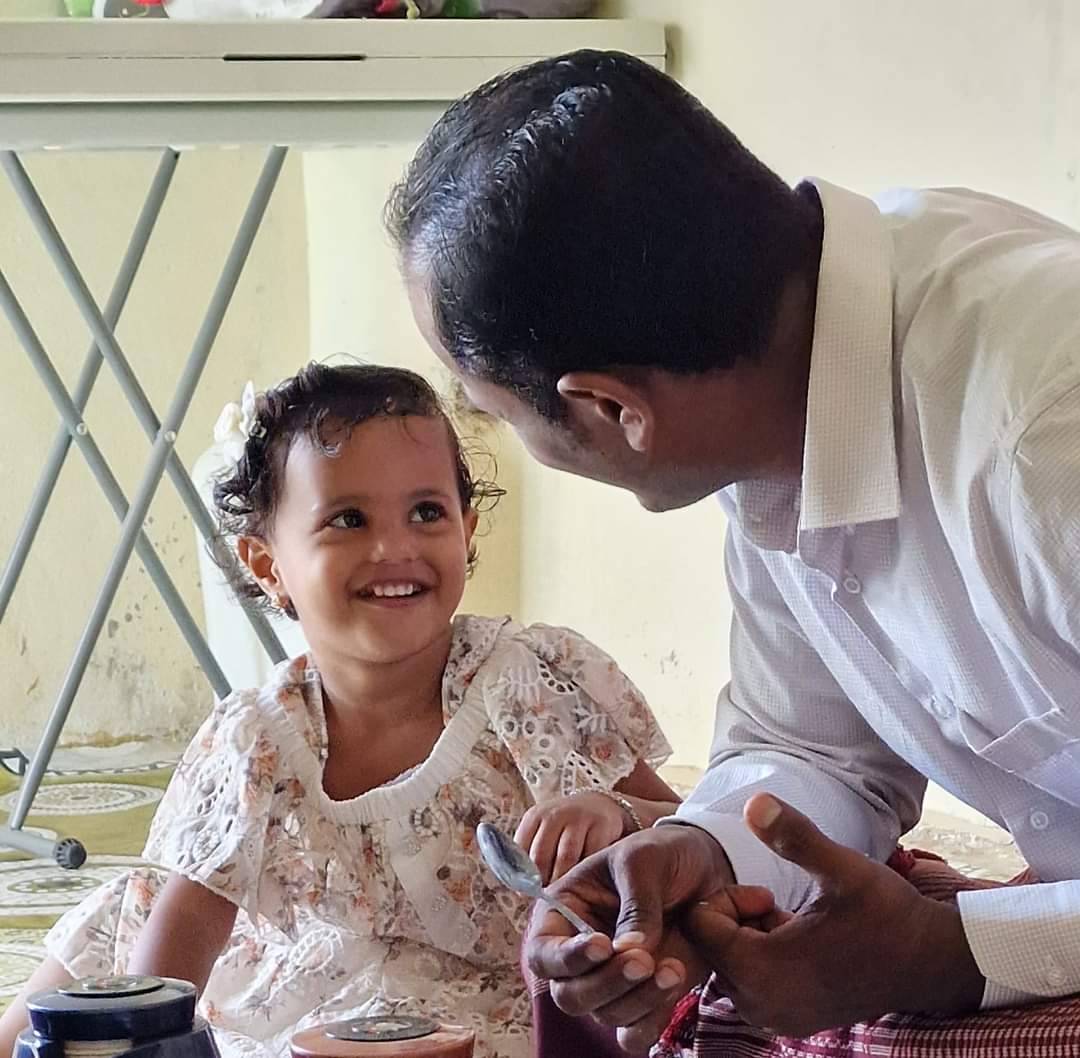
[
  {"x1": 654, "y1": 849, "x2": 1080, "y2": 1058},
  {"x1": 527, "y1": 849, "x2": 1080, "y2": 1058}
]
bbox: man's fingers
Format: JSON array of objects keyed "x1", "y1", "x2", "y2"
[
  {"x1": 611, "y1": 960, "x2": 692, "y2": 1057},
  {"x1": 744, "y1": 794, "x2": 862, "y2": 890},
  {"x1": 591, "y1": 956, "x2": 687, "y2": 1028},
  {"x1": 614, "y1": 976, "x2": 688, "y2": 1057},
  {"x1": 608, "y1": 844, "x2": 666, "y2": 953},
  {"x1": 723, "y1": 883, "x2": 779, "y2": 921},
  {"x1": 525, "y1": 906, "x2": 612, "y2": 980},
  {"x1": 549, "y1": 949, "x2": 658, "y2": 1018},
  {"x1": 679, "y1": 896, "x2": 746, "y2": 965}
]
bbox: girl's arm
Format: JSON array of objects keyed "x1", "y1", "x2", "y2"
[
  {"x1": 128, "y1": 873, "x2": 238, "y2": 993},
  {"x1": 614, "y1": 758, "x2": 682, "y2": 829},
  {"x1": 0, "y1": 956, "x2": 78, "y2": 1056}
]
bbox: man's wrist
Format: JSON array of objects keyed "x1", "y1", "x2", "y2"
[
  {"x1": 658, "y1": 817, "x2": 736, "y2": 889},
  {"x1": 901, "y1": 897, "x2": 985, "y2": 1014}
]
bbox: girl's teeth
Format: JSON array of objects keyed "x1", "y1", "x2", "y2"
[{"x1": 371, "y1": 583, "x2": 420, "y2": 597}]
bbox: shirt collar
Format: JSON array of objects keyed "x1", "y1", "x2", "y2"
[{"x1": 734, "y1": 179, "x2": 901, "y2": 549}]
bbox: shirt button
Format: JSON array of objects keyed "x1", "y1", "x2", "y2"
[
  {"x1": 930, "y1": 696, "x2": 953, "y2": 719},
  {"x1": 842, "y1": 574, "x2": 862, "y2": 594},
  {"x1": 1045, "y1": 960, "x2": 1067, "y2": 989},
  {"x1": 843, "y1": 524, "x2": 856, "y2": 536},
  {"x1": 1030, "y1": 810, "x2": 1050, "y2": 831}
]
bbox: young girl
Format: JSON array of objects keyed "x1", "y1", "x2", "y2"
[{"x1": 0, "y1": 363, "x2": 679, "y2": 1058}]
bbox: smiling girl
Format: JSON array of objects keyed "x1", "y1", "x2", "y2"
[{"x1": 0, "y1": 362, "x2": 678, "y2": 1058}]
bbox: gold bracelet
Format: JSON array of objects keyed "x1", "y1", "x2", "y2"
[{"x1": 594, "y1": 789, "x2": 645, "y2": 834}]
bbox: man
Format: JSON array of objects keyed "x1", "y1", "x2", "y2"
[{"x1": 386, "y1": 48, "x2": 1080, "y2": 1055}]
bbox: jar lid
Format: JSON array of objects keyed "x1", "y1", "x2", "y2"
[
  {"x1": 27, "y1": 976, "x2": 196, "y2": 1041},
  {"x1": 325, "y1": 1016, "x2": 439, "y2": 1042},
  {"x1": 291, "y1": 1019, "x2": 475, "y2": 1058}
]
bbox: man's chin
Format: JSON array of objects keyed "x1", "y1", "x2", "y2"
[{"x1": 634, "y1": 483, "x2": 720, "y2": 513}]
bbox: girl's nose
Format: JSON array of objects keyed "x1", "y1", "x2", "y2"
[{"x1": 369, "y1": 525, "x2": 420, "y2": 563}]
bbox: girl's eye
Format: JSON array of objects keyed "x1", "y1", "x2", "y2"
[
  {"x1": 410, "y1": 501, "x2": 446, "y2": 525},
  {"x1": 328, "y1": 509, "x2": 365, "y2": 529}
]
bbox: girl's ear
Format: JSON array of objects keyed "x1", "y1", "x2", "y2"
[
  {"x1": 237, "y1": 536, "x2": 285, "y2": 603},
  {"x1": 463, "y1": 506, "x2": 479, "y2": 547}
]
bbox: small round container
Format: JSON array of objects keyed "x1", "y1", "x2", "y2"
[
  {"x1": 290, "y1": 1016, "x2": 474, "y2": 1058},
  {"x1": 15, "y1": 975, "x2": 219, "y2": 1058}
]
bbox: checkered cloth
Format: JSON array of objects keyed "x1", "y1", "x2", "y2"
[{"x1": 528, "y1": 849, "x2": 1080, "y2": 1058}]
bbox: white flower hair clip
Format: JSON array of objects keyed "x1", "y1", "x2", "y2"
[{"x1": 213, "y1": 380, "x2": 262, "y2": 465}]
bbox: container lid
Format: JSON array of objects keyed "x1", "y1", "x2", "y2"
[
  {"x1": 290, "y1": 1018, "x2": 474, "y2": 1058},
  {"x1": 27, "y1": 976, "x2": 196, "y2": 1041}
]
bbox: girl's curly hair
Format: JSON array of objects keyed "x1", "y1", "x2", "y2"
[{"x1": 211, "y1": 361, "x2": 504, "y2": 617}]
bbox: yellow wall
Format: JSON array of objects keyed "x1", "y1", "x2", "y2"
[
  {"x1": 0, "y1": 150, "x2": 310, "y2": 747},
  {"x1": 574, "y1": 0, "x2": 1080, "y2": 791},
  {"x1": 302, "y1": 144, "x2": 525, "y2": 622}
]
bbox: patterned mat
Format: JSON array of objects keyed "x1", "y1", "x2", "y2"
[{"x1": 0, "y1": 753, "x2": 175, "y2": 1010}]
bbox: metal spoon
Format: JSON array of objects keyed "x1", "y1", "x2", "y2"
[{"x1": 476, "y1": 822, "x2": 593, "y2": 934}]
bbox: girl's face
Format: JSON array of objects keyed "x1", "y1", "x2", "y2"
[{"x1": 246, "y1": 414, "x2": 477, "y2": 668}]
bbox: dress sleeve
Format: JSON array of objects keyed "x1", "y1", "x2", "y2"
[
  {"x1": 142, "y1": 689, "x2": 278, "y2": 924},
  {"x1": 483, "y1": 623, "x2": 672, "y2": 801},
  {"x1": 44, "y1": 868, "x2": 168, "y2": 979}
]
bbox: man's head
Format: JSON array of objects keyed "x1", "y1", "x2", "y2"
[{"x1": 389, "y1": 49, "x2": 822, "y2": 510}]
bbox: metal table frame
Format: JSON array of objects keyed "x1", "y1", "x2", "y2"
[{"x1": 0, "y1": 17, "x2": 666, "y2": 868}]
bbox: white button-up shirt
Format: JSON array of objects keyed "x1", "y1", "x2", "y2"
[{"x1": 676, "y1": 179, "x2": 1080, "y2": 1007}]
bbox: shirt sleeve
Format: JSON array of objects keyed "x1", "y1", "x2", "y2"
[
  {"x1": 957, "y1": 883, "x2": 1080, "y2": 1006},
  {"x1": 142, "y1": 689, "x2": 277, "y2": 923},
  {"x1": 665, "y1": 516, "x2": 927, "y2": 912},
  {"x1": 485, "y1": 623, "x2": 672, "y2": 801},
  {"x1": 955, "y1": 385, "x2": 1080, "y2": 1006}
]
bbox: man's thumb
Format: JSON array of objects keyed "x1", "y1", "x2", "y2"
[{"x1": 744, "y1": 793, "x2": 855, "y2": 886}]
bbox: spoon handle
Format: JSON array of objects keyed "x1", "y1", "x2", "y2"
[{"x1": 539, "y1": 890, "x2": 593, "y2": 935}]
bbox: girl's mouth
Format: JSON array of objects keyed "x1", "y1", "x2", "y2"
[{"x1": 358, "y1": 581, "x2": 430, "y2": 606}]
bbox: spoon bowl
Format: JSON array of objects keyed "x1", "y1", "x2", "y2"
[{"x1": 476, "y1": 822, "x2": 593, "y2": 935}]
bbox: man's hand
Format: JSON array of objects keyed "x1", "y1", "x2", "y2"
[
  {"x1": 682, "y1": 794, "x2": 986, "y2": 1036},
  {"x1": 524, "y1": 824, "x2": 778, "y2": 1054}
]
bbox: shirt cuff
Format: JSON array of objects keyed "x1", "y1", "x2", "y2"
[
  {"x1": 658, "y1": 806, "x2": 815, "y2": 911},
  {"x1": 957, "y1": 882, "x2": 1080, "y2": 1007}
]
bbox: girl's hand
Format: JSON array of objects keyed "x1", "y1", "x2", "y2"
[{"x1": 514, "y1": 791, "x2": 629, "y2": 885}]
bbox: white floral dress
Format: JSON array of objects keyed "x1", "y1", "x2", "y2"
[{"x1": 45, "y1": 615, "x2": 670, "y2": 1058}]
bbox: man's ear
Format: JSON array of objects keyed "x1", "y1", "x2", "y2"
[
  {"x1": 556, "y1": 372, "x2": 654, "y2": 453},
  {"x1": 237, "y1": 536, "x2": 284, "y2": 602}
]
